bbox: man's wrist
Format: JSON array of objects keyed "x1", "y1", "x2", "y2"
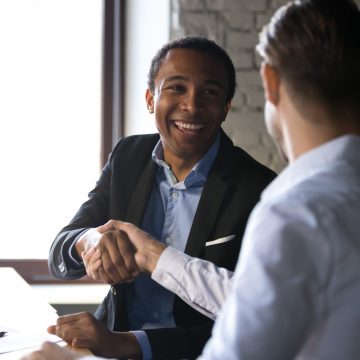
[
  {"x1": 139, "y1": 239, "x2": 167, "y2": 274},
  {"x1": 132, "y1": 331, "x2": 152, "y2": 360},
  {"x1": 75, "y1": 228, "x2": 101, "y2": 257},
  {"x1": 111, "y1": 332, "x2": 143, "y2": 360}
]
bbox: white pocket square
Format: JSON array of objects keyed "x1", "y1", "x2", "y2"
[{"x1": 205, "y1": 235, "x2": 236, "y2": 247}]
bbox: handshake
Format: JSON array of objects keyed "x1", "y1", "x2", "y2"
[{"x1": 76, "y1": 220, "x2": 167, "y2": 285}]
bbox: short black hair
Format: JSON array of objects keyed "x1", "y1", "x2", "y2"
[
  {"x1": 147, "y1": 36, "x2": 237, "y2": 102},
  {"x1": 256, "y1": 0, "x2": 360, "y2": 115}
]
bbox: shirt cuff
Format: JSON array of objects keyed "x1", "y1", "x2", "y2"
[
  {"x1": 68, "y1": 229, "x2": 89, "y2": 265},
  {"x1": 152, "y1": 246, "x2": 190, "y2": 283},
  {"x1": 132, "y1": 330, "x2": 152, "y2": 360}
]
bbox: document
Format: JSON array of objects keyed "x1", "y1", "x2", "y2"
[
  {"x1": 0, "y1": 268, "x2": 61, "y2": 356},
  {"x1": 0, "y1": 326, "x2": 61, "y2": 355}
]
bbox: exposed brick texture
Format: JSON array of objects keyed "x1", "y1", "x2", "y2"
[
  {"x1": 170, "y1": 0, "x2": 289, "y2": 171},
  {"x1": 170, "y1": 0, "x2": 360, "y2": 172}
]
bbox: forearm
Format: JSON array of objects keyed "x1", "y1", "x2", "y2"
[
  {"x1": 136, "y1": 237, "x2": 167, "y2": 274},
  {"x1": 48, "y1": 227, "x2": 89, "y2": 279},
  {"x1": 152, "y1": 247, "x2": 233, "y2": 319},
  {"x1": 107, "y1": 332, "x2": 142, "y2": 360}
]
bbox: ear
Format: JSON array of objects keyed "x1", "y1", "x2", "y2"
[
  {"x1": 260, "y1": 62, "x2": 280, "y2": 106},
  {"x1": 145, "y1": 88, "x2": 154, "y2": 113}
]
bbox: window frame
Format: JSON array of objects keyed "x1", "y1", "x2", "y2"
[{"x1": 0, "y1": 0, "x2": 125, "y2": 284}]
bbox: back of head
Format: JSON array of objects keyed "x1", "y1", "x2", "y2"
[
  {"x1": 148, "y1": 36, "x2": 237, "y2": 102},
  {"x1": 256, "y1": 0, "x2": 360, "y2": 119}
]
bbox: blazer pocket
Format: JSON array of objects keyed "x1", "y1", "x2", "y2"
[{"x1": 205, "y1": 235, "x2": 236, "y2": 247}]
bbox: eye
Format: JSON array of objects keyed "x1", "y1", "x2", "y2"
[
  {"x1": 204, "y1": 88, "x2": 220, "y2": 96},
  {"x1": 166, "y1": 84, "x2": 185, "y2": 92}
]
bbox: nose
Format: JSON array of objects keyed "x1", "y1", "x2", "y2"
[{"x1": 180, "y1": 90, "x2": 203, "y2": 114}]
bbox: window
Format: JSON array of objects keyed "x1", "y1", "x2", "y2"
[
  {"x1": 0, "y1": 0, "x2": 102, "y2": 259},
  {"x1": 0, "y1": 0, "x2": 169, "y2": 284}
]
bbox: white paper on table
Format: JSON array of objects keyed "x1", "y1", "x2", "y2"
[
  {"x1": 0, "y1": 326, "x2": 61, "y2": 354},
  {"x1": 0, "y1": 268, "x2": 59, "y2": 333}
]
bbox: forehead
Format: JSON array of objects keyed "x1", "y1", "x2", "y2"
[{"x1": 155, "y1": 48, "x2": 228, "y2": 86}]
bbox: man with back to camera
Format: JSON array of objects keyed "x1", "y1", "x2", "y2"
[
  {"x1": 46, "y1": 36, "x2": 276, "y2": 359},
  {"x1": 23, "y1": 0, "x2": 360, "y2": 359},
  {"x1": 196, "y1": 0, "x2": 360, "y2": 357}
]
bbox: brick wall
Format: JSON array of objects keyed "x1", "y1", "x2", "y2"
[{"x1": 170, "y1": 0, "x2": 360, "y2": 172}]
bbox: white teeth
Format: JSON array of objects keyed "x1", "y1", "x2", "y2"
[{"x1": 174, "y1": 121, "x2": 204, "y2": 130}]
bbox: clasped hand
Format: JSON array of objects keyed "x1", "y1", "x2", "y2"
[{"x1": 81, "y1": 220, "x2": 161, "y2": 285}]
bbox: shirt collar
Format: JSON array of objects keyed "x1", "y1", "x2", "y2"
[
  {"x1": 151, "y1": 132, "x2": 221, "y2": 187},
  {"x1": 262, "y1": 134, "x2": 360, "y2": 202}
]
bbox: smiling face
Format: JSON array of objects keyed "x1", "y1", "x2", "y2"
[{"x1": 146, "y1": 48, "x2": 231, "y2": 168}]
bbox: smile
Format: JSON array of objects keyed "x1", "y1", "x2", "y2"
[{"x1": 174, "y1": 121, "x2": 205, "y2": 130}]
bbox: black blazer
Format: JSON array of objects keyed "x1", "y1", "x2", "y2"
[{"x1": 49, "y1": 130, "x2": 276, "y2": 359}]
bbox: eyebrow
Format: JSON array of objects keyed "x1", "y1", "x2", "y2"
[{"x1": 163, "y1": 75, "x2": 225, "y2": 89}]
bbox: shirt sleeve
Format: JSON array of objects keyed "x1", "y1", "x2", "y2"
[
  {"x1": 152, "y1": 246, "x2": 234, "y2": 320},
  {"x1": 131, "y1": 331, "x2": 152, "y2": 360},
  {"x1": 80, "y1": 357, "x2": 115, "y2": 360},
  {"x1": 198, "y1": 199, "x2": 331, "y2": 360},
  {"x1": 63, "y1": 228, "x2": 101, "y2": 274}
]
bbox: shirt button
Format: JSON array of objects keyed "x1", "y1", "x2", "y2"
[
  {"x1": 172, "y1": 192, "x2": 178, "y2": 199},
  {"x1": 165, "y1": 237, "x2": 172, "y2": 244},
  {"x1": 111, "y1": 286, "x2": 117, "y2": 296}
]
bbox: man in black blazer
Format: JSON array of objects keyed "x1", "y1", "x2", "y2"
[{"x1": 48, "y1": 36, "x2": 276, "y2": 359}]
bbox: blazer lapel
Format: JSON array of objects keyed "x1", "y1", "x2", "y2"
[
  {"x1": 125, "y1": 158, "x2": 157, "y2": 226},
  {"x1": 185, "y1": 171, "x2": 229, "y2": 256},
  {"x1": 185, "y1": 130, "x2": 234, "y2": 257}
]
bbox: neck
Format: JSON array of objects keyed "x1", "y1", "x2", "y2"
[
  {"x1": 278, "y1": 87, "x2": 360, "y2": 162},
  {"x1": 163, "y1": 153, "x2": 200, "y2": 182},
  {"x1": 283, "y1": 107, "x2": 360, "y2": 162}
]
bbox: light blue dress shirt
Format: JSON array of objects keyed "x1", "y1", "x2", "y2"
[
  {"x1": 198, "y1": 135, "x2": 360, "y2": 360},
  {"x1": 129, "y1": 134, "x2": 220, "y2": 359}
]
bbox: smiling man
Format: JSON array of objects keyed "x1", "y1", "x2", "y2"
[
  {"x1": 48, "y1": 36, "x2": 275, "y2": 360},
  {"x1": 145, "y1": 47, "x2": 231, "y2": 180}
]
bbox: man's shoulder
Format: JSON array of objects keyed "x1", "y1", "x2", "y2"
[
  {"x1": 115, "y1": 133, "x2": 160, "y2": 148},
  {"x1": 111, "y1": 133, "x2": 159, "y2": 156},
  {"x1": 218, "y1": 131, "x2": 277, "y2": 181},
  {"x1": 105, "y1": 133, "x2": 160, "y2": 171}
]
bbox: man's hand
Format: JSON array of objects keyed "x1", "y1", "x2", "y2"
[
  {"x1": 47, "y1": 312, "x2": 142, "y2": 359},
  {"x1": 97, "y1": 220, "x2": 167, "y2": 274},
  {"x1": 79, "y1": 220, "x2": 167, "y2": 285},
  {"x1": 21, "y1": 342, "x2": 84, "y2": 360},
  {"x1": 79, "y1": 228, "x2": 140, "y2": 285}
]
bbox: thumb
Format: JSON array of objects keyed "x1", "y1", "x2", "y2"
[
  {"x1": 96, "y1": 220, "x2": 116, "y2": 234},
  {"x1": 47, "y1": 325, "x2": 56, "y2": 335}
]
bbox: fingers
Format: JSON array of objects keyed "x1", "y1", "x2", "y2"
[
  {"x1": 99, "y1": 245, "x2": 126, "y2": 284},
  {"x1": 47, "y1": 325, "x2": 56, "y2": 335},
  {"x1": 52, "y1": 312, "x2": 111, "y2": 356},
  {"x1": 100, "y1": 231, "x2": 138, "y2": 283},
  {"x1": 96, "y1": 219, "x2": 117, "y2": 234},
  {"x1": 115, "y1": 230, "x2": 140, "y2": 278},
  {"x1": 89, "y1": 220, "x2": 143, "y2": 284},
  {"x1": 53, "y1": 313, "x2": 91, "y2": 345},
  {"x1": 82, "y1": 248, "x2": 103, "y2": 281}
]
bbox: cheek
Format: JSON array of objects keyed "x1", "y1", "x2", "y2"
[{"x1": 208, "y1": 105, "x2": 228, "y2": 124}]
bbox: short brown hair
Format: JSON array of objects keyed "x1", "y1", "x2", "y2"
[{"x1": 257, "y1": 0, "x2": 360, "y2": 115}]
